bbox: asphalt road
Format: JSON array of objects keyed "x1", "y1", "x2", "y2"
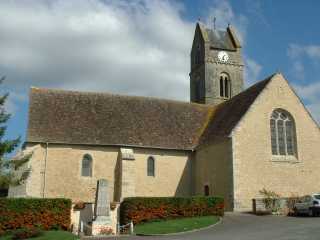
[{"x1": 107, "y1": 213, "x2": 320, "y2": 240}]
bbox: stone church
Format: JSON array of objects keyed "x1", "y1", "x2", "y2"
[{"x1": 9, "y1": 22, "x2": 320, "y2": 214}]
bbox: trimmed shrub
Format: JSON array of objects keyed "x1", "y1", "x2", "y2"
[
  {"x1": 0, "y1": 198, "x2": 71, "y2": 235},
  {"x1": 12, "y1": 227, "x2": 43, "y2": 240},
  {"x1": 120, "y1": 196, "x2": 224, "y2": 225}
]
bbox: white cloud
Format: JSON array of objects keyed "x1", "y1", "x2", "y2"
[
  {"x1": 205, "y1": 0, "x2": 261, "y2": 87},
  {"x1": 206, "y1": 0, "x2": 248, "y2": 44},
  {"x1": 305, "y1": 45, "x2": 320, "y2": 58},
  {"x1": 293, "y1": 82, "x2": 320, "y2": 124},
  {"x1": 307, "y1": 103, "x2": 320, "y2": 125},
  {"x1": 288, "y1": 43, "x2": 320, "y2": 79},
  {"x1": 0, "y1": 0, "x2": 194, "y2": 101},
  {"x1": 245, "y1": 0, "x2": 270, "y2": 29},
  {"x1": 292, "y1": 61, "x2": 305, "y2": 79},
  {"x1": 288, "y1": 43, "x2": 320, "y2": 60},
  {"x1": 244, "y1": 57, "x2": 262, "y2": 86},
  {"x1": 1, "y1": 91, "x2": 26, "y2": 115},
  {"x1": 288, "y1": 44, "x2": 303, "y2": 59},
  {"x1": 0, "y1": 0, "x2": 258, "y2": 105},
  {"x1": 288, "y1": 43, "x2": 320, "y2": 124},
  {"x1": 293, "y1": 81, "x2": 320, "y2": 103}
]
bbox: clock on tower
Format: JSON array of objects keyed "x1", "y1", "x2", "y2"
[{"x1": 190, "y1": 22, "x2": 244, "y2": 105}]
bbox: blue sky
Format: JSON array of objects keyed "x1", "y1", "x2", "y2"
[{"x1": 1, "y1": 0, "x2": 320, "y2": 150}]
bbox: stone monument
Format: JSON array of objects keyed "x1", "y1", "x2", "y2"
[{"x1": 92, "y1": 179, "x2": 113, "y2": 235}]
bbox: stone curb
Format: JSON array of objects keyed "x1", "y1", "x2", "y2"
[
  {"x1": 135, "y1": 217, "x2": 222, "y2": 236},
  {"x1": 81, "y1": 234, "x2": 131, "y2": 239}
]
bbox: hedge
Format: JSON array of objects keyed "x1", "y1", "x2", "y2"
[
  {"x1": 0, "y1": 198, "x2": 72, "y2": 235},
  {"x1": 120, "y1": 196, "x2": 224, "y2": 225}
]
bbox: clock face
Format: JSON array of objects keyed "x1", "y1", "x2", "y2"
[{"x1": 218, "y1": 51, "x2": 229, "y2": 63}]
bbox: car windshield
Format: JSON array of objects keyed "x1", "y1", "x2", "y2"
[{"x1": 314, "y1": 195, "x2": 320, "y2": 200}]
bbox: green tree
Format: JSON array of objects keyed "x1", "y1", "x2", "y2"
[{"x1": 0, "y1": 76, "x2": 25, "y2": 189}]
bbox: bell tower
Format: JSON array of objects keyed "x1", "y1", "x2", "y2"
[{"x1": 190, "y1": 22, "x2": 244, "y2": 105}]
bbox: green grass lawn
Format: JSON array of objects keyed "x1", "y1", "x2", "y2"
[
  {"x1": 0, "y1": 231, "x2": 79, "y2": 240},
  {"x1": 134, "y1": 215, "x2": 220, "y2": 235}
]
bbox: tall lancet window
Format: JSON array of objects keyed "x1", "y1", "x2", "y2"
[
  {"x1": 219, "y1": 73, "x2": 230, "y2": 98},
  {"x1": 270, "y1": 109, "x2": 297, "y2": 157},
  {"x1": 147, "y1": 156, "x2": 155, "y2": 177},
  {"x1": 82, "y1": 154, "x2": 93, "y2": 177}
]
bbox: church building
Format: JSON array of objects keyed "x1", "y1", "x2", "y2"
[{"x1": 9, "y1": 22, "x2": 320, "y2": 214}]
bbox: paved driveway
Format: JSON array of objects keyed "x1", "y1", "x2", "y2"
[{"x1": 110, "y1": 213, "x2": 320, "y2": 240}]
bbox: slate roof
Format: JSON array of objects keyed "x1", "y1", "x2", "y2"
[
  {"x1": 197, "y1": 23, "x2": 241, "y2": 50},
  {"x1": 26, "y1": 74, "x2": 275, "y2": 150},
  {"x1": 206, "y1": 29, "x2": 236, "y2": 50}
]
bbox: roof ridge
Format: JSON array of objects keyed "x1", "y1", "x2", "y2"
[{"x1": 30, "y1": 87, "x2": 211, "y2": 108}]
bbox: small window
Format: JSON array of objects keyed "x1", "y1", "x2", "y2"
[
  {"x1": 82, "y1": 154, "x2": 92, "y2": 177},
  {"x1": 219, "y1": 73, "x2": 230, "y2": 98},
  {"x1": 204, "y1": 185, "x2": 210, "y2": 196},
  {"x1": 147, "y1": 156, "x2": 155, "y2": 177}
]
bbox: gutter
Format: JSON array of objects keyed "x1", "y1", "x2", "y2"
[
  {"x1": 42, "y1": 142, "x2": 48, "y2": 198},
  {"x1": 26, "y1": 141, "x2": 193, "y2": 152}
]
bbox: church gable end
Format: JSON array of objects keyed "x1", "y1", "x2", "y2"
[
  {"x1": 231, "y1": 73, "x2": 320, "y2": 137},
  {"x1": 230, "y1": 73, "x2": 320, "y2": 210}
]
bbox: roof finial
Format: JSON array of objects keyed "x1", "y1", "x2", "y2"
[
  {"x1": 213, "y1": 16, "x2": 216, "y2": 30},
  {"x1": 198, "y1": 17, "x2": 201, "y2": 22},
  {"x1": 228, "y1": 22, "x2": 230, "y2": 27}
]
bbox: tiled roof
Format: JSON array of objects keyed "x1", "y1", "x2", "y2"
[
  {"x1": 198, "y1": 74, "x2": 275, "y2": 146},
  {"x1": 27, "y1": 74, "x2": 275, "y2": 150},
  {"x1": 27, "y1": 88, "x2": 211, "y2": 150}
]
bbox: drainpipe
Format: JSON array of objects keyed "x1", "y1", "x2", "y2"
[{"x1": 42, "y1": 142, "x2": 49, "y2": 198}]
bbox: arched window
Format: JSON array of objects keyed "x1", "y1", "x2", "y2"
[
  {"x1": 147, "y1": 156, "x2": 155, "y2": 177},
  {"x1": 82, "y1": 154, "x2": 93, "y2": 177},
  {"x1": 219, "y1": 73, "x2": 230, "y2": 98},
  {"x1": 270, "y1": 109, "x2": 297, "y2": 156}
]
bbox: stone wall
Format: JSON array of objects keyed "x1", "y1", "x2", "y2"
[
  {"x1": 20, "y1": 144, "x2": 191, "y2": 203},
  {"x1": 194, "y1": 138, "x2": 234, "y2": 210},
  {"x1": 40, "y1": 145, "x2": 118, "y2": 202},
  {"x1": 232, "y1": 74, "x2": 320, "y2": 211},
  {"x1": 8, "y1": 144, "x2": 45, "y2": 198},
  {"x1": 133, "y1": 148, "x2": 192, "y2": 197}
]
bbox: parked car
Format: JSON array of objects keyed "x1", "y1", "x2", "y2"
[{"x1": 294, "y1": 194, "x2": 320, "y2": 216}]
